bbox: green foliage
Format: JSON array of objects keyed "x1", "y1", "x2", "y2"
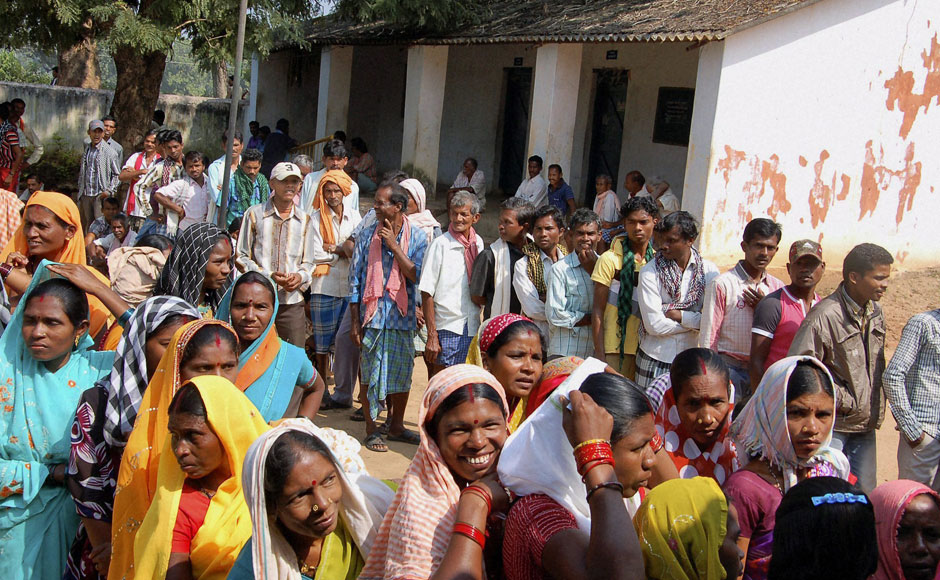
[
  {"x1": 0, "y1": 51, "x2": 52, "y2": 84},
  {"x1": 29, "y1": 134, "x2": 82, "y2": 190},
  {"x1": 336, "y1": 0, "x2": 494, "y2": 33}
]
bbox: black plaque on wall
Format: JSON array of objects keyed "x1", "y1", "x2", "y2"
[{"x1": 652, "y1": 87, "x2": 695, "y2": 146}]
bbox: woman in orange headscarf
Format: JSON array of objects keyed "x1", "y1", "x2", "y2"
[{"x1": 1, "y1": 192, "x2": 117, "y2": 337}]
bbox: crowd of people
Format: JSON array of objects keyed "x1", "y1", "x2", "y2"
[{"x1": 0, "y1": 105, "x2": 937, "y2": 580}]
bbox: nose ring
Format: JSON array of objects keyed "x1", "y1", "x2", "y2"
[{"x1": 312, "y1": 503, "x2": 320, "y2": 513}]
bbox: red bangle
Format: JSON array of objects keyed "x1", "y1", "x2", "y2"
[
  {"x1": 461, "y1": 485, "x2": 493, "y2": 514},
  {"x1": 574, "y1": 442, "x2": 614, "y2": 471},
  {"x1": 453, "y1": 522, "x2": 486, "y2": 549},
  {"x1": 0, "y1": 263, "x2": 12, "y2": 280},
  {"x1": 579, "y1": 457, "x2": 615, "y2": 479}
]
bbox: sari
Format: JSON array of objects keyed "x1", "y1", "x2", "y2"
[
  {"x1": 155, "y1": 222, "x2": 234, "y2": 317},
  {"x1": 109, "y1": 319, "x2": 238, "y2": 579},
  {"x1": 0, "y1": 192, "x2": 113, "y2": 337},
  {"x1": 132, "y1": 375, "x2": 270, "y2": 579},
  {"x1": 870, "y1": 479, "x2": 940, "y2": 580},
  {"x1": 360, "y1": 365, "x2": 508, "y2": 580},
  {"x1": 0, "y1": 262, "x2": 114, "y2": 579},
  {"x1": 228, "y1": 418, "x2": 395, "y2": 580},
  {"x1": 634, "y1": 477, "x2": 730, "y2": 580},
  {"x1": 216, "y1": 277, "x2": 318, "y2": 421}
]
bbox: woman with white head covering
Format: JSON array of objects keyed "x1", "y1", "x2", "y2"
[{"x1": 402, "y1": 178, "x2": 441, "y2": 244}]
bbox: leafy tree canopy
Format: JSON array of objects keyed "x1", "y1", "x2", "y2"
[{"x1": 336, "y1": 0, "x2": 496, "y2": 34}]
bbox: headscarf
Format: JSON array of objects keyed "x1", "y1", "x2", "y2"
[
  {"x1": 634, "y1": 477, "x2": 730, "y2": 580},
  {"x1": 526, "y1": 355, "x2": 583, "y2": 418},
  {"x1": 401, "y1": 178, "x2": 440, "y2": 241},
  {"x1": 215, "y1": 275, "x2": 282, "y2": 390},
  {"x1": 110, "y1": 319, "x2": 239, "y2": 579},
  {"x1": 102, "y1": 296, "x2": 201, "y2": 448},
  {"x1": 870, "y1": 479, "x2": 940, "y2": 580},
  {"x1": 131, "y1": 376, "x2": 270, "y2": 579},
  {"x1": 155, "y1": 222, "x2": 234, "y2": 313},
  {"x1": 311, "y1": 169, "x2": 353, "y2": 277},
  {"x1": 361, "y1": 215, "x2": 411, "y2": 326},
  {"x1": 498, "y1": 357, "x2": 634, "y2": 532},
  {"x1": 0, "y1": 192, "x2": 113, "y2": 336},
  {"x1": 521, "y1": 241, "x2": 567, "y2": 301},
  {"x1": 617, "y1": 236, "x2": 654, "y2": 358},
  {"x1": 654, "y1": 247, "x2": 706, "y2": 311},
  {"x1": 231, "y1": 166, "x2": 269, "y2": 224},
  {"x1": 360, "y1": 364, "x2": 508, "y2": 580},
  {"x1": 729, "y1": 355, "x2": 850, "y2": 492},
  {"x1": 241, "y1": 418, "x2": 396, "y2": 580},
  {"x1": 465, "y1": 313, "x2": 533, "y2": 431},
  {"x1": 654, "y1": 375, "x2": 738, "y2": 484}
]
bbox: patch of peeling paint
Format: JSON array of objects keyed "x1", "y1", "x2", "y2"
[{"x1": 884, "y1": 33, "x2": 940, "y2": 139}]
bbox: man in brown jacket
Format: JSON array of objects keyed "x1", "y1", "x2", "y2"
[{"x1": 788, "y1": 243, "x2": 893, "y2": 490}]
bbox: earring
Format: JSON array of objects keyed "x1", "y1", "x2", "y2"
[{"x1": 74, "y1": 336, "x2": 80, "y2": 348}]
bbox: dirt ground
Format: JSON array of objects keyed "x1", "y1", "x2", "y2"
[{"x1": 331, "y1": 193, "x2": 940, "y2": 483}]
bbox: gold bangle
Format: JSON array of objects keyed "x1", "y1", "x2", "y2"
[{"x1": 572, "y1": 439, "x2": 610, "y2": 454}]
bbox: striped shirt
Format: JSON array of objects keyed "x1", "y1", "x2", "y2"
[
  {"x1": 883, "y1": 309, "x2": 940, "y2": 442},
  {"x1": 235, "y1": 201, "x2": 316, "y2": 305},
  {"x1": 0, "y1": 121, "x2": 20, "y2": 166},
  {"x1": 78, "y1": 141, "x2": 122, "y2": 198},
  {"x1": 546, "y1": 251, "x2": 595, "y2": 358}
]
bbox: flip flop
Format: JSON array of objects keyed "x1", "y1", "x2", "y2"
[
  {"x1": 387, "y1": 428, "x2": 420, "y2": 445},
  {"x1": 350, "y1": 408, "x2": 365, "y2": 421},
  {"x1": 363, "y1": 431, "x2": 388, "y2": 453}
]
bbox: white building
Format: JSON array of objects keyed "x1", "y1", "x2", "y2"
[{"x1": 251, "y1": 0, "x2": 939, "y2": 267}]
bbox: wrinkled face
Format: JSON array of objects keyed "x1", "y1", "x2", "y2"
[
  {"x1": 532, "y1": 215, "x2": 563, "y2": 253},
  {"x1": 548, "y1": 167, "x2": 562, "y2": 187},
  {"x1": 168, "y1": 412, "x2": 227, "y2": 480},
  {"x1": 102, "y1": 201, "x2": 119, "y2": 222},
  {"x1": 22, "y1": 295, "x2": 86, "y2": 362},
  {"x1": 595, "y1": 177, "x2": 612, "y2": 195},
  {"x1": 203, "y1": 238, "x2": 233, "y2": 292},
  {"x1": 275, "y1": 451, "x2": 344, "y2": 539},
  {"x1": 570, "y1": 221, "x2": 600, "y2": 253},
  {"x1": 23, "y1": 205, "x2": 73, "y2": 260},
  {"x1": 111, "y1": 219, "x2": 127, "y2": 241},
  {"x1": 787, "y1": 255, "x2": 825, "y2": 291},
  {"x1": 164, "y1": 139, "x2": 183, "y2": 161},
  {"x1": 26, "y1": 177, "x2": 41, "y2": 194},
  {"x1": 324, "y1": 155, "x2": 347, "y2": 171},
  {"x1": 434, "y1": 397, "x2": 508, "y2": 485},
  {"x1": 497, "y1": 209, "x2": 525, "y2": 243},
  {"x1": 786, "y1": 390, "x2": 835, "y2": 460},
  {"x1": 675, "y1": 374, "x2": 731, "y2": 447},
  {"x1": 142, "y1": 133, "x2": 157, "y2": 154},
  {"x1": 296, "y1": 163, "x2": 312, "y2": 177},
  {"x1": 719, "y1": 504, "x2": 745, "y2": 580},
  {"x1": 231, "y1": 138, "x2": 244, "y2": 158},
  {"x1": 229, "y1": 282, "x2": 275, "y2": 344},
  {"x1": 611, "y1": 413, "x2": 656, "y2": 497},
  {"x1": 102, "y1": 120, "x2": 116, "y2": 139},
  {"x1": 849, "y1": 263, "x2": 891, "y2": 303},
  {"x1": 178, "y1": 340, "x2": 239, "y2": 384},
  {"x1": 372, "y1": 186, "x2": 401, "y2": 224},
  {"x1": 624, "y1": 209, "x2": 655, "y2": 249},
  {"x1": 186, "y1": 158, "x2": 205, "y2": 181},
  {"x1": 462, "y1": 159, "x2": 476, "y2": 177},
  {"x1": 322, "y1": 181, "x2": 344, "y2": 209},
  {"x1": 624, "y1": 174, "x2": 641, "y2": 194},
  {"x1": 449, "y1": 204, "x2": 480, "y2": 234},
  {"x1": 240, "y1": 159, "x2": 262, "y2": 181},
  {"x1": 143, "y1": 317, "x2": 193, "y2": 379},
  {"x1": 88, "y1": 128, "x2": 104, "y2": 145},
  {"x1": 656, "y1": 225, "x2": 694, "y2": 262},
  {"x1": 741, "y1": 235, "x2": 779, "y2": 272},
  {"x1": 527, "y1": 160, "x2": 542, "y2": 179},
  {"x1": 897, "y1": 494, "x2": 940, "y2": 580},
  {"x1": 482, "y1": 330, "x2": 543, "y2": 400}
]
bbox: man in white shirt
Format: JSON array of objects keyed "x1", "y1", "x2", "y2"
[
  {"x1": 206, "y1": 129, "x2": 243, "y2": 223},
  {"x1": 623, "y1": 170, "x2": 649, "y2": 199},
  {"x1": 420, "y1": 190, "x2": 484, "y2": 377},
  {"x1": 513, "y1": 205, "x2": 566, "y2": 338},
  {"x1": 447, "y1": 157, "x2": 486, "y2": 207},
  {"x1": 513, "y1": 155, "x2": 548, "y2": 208},
  {"x1": 636, "y1": 210, "x2": 720, "y2": 388},
  {"x1": 300, "y1": 139, "x2": 359, "y2": 214},
  {"x1": 153, "y1": 151, "x2": 211, "y2": 236},
  {"x1": 91, "y1": 212, "x2": 137, "y2": 260}
]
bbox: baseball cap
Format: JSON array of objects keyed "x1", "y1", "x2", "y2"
[
  {"x1": 88, "y1": 120, "x2": 104, "y2": 131},
  {"x1": 789, "y1": 239, "x2": 823, "y2": 262},
  {"x1": 270, "y1": 162, "x2": 302, "y2": 181}
]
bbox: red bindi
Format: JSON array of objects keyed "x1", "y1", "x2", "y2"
[
  {"x1": 473, "y1": 419, "x2": 479, "y2": 425},
  {"x1": 38, "y1": 295, "x2": 44, "y2": 302},
  {"x1": 215, "y1": 335, "x2": 222, "y2": 347},
  {"x1": 467, "y1": 384, "x2": 475, "y2": 403},
  {"x1": 311, "y1": 479, "x2": 317, "y2": 487}
]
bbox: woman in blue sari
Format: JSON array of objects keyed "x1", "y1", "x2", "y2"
[
  {"x1": 217, "y1": 271, "x2": 324, "y2": 421},
  {"x1": 0, "y1": 262, "x2": 114, "y2": 579}
]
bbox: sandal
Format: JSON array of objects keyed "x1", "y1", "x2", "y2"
[
  {"x1": 350, "y1": 407, "x2": 365, "y2": 421},
  {"x1": 363, "y1": 431, "x2": 388, "y2": 453},
  {"x1": 387, "y1": 428, "x2": 421, "y2": 445}
]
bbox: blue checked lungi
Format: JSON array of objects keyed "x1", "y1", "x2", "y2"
[
  {"x1": 309, "y1": 294, "x2": 347, "y2": 353},
  {"x1": 360, "y1": 328, "x2": 414, "y2": 419},
  {"x1": 436, "y1": 329, "x2": 474, "y2": 366}
]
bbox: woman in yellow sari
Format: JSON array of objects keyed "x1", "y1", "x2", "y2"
[
  {"x1": 109, "y1": 319, "x2": 241, "y2": 579},
  {"x1": 134, "y1": 376, "x2": 269, "y2": 579}
]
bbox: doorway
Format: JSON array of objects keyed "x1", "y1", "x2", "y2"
[
  {"x1": 498, "y1": 67, "x2": 533, "y2": 196},
  {"x1": 584, "y1": 69, "x2": 628, "y2": 209}
]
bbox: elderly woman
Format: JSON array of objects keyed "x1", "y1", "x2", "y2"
[
  {"x1": 870, "y1": 480, "x2": 940, "y2": 580},
  {"x1": 725, "y1": 356, "x2": 850, "y2": 580},
  {"x1": 0, "y1": 266, "x2": 114, "y2": 579},
  {"x1": 155, "y1": 223, "x2": 234, "y2": 318},
  {"x1": 228, "y1": 418, "x2": 395, "y2": 579}
]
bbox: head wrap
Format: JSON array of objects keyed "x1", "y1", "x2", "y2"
[
  {"x1": 634, "y1": 477, "x2": 730, "y2": 580},
  {"x1": 241, "y1": 418, "x2": 395, "y2": 580},
  {"x1": 102, "y1": 295, "x2": 201, "y2": 448},
  {"x1": 401, "y1": 178, "x2": 441, "y2": 242},
  {"x1": 870, "y1": 479, "x2": 940, "y2": 580},
  {"x1": 465, "y1": 314, "x2": 530, "y2": 367},
  {"x1": 360, "y1": 364, "x2": 508, "y2": 579},
  {"x1": 730, "y1": 355, "x2": 850, "y2": 492},
  {"x1": 312, "y1": 169, "x2": 354, "y2": 277},
  {"x1": 155, "y1": 222, "x2": 233, "y2": 312}
]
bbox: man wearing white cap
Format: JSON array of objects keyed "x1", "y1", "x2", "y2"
[
  {"x1": 235, "y1": 161, "x2": 316, "y2": 347},
  {"x1": 77, "y1": 119, "x2": 121, "y2": 231}
]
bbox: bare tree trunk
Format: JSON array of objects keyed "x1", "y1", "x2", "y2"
[
  {"x1": 57, "y1": 18, "x2": 100, "y2": 88},
  {"x1": 110, "y1": 45, "x2": 168, "y2": 155},
  {"x1": 211, "y1": 62, "x2": 229, "y2": 98}
]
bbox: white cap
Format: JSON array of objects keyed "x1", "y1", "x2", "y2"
[{"x1": 270, "y1": 162, "x2": 302, "y2": 181}]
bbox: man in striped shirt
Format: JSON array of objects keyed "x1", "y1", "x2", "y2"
[{"x1": 235, "y1": 161, "x2": 316, "y2": 347}]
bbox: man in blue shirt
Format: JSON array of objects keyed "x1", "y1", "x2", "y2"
[{"x1": 547, "y1": 163, "x2": 576, "y2": 216}]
